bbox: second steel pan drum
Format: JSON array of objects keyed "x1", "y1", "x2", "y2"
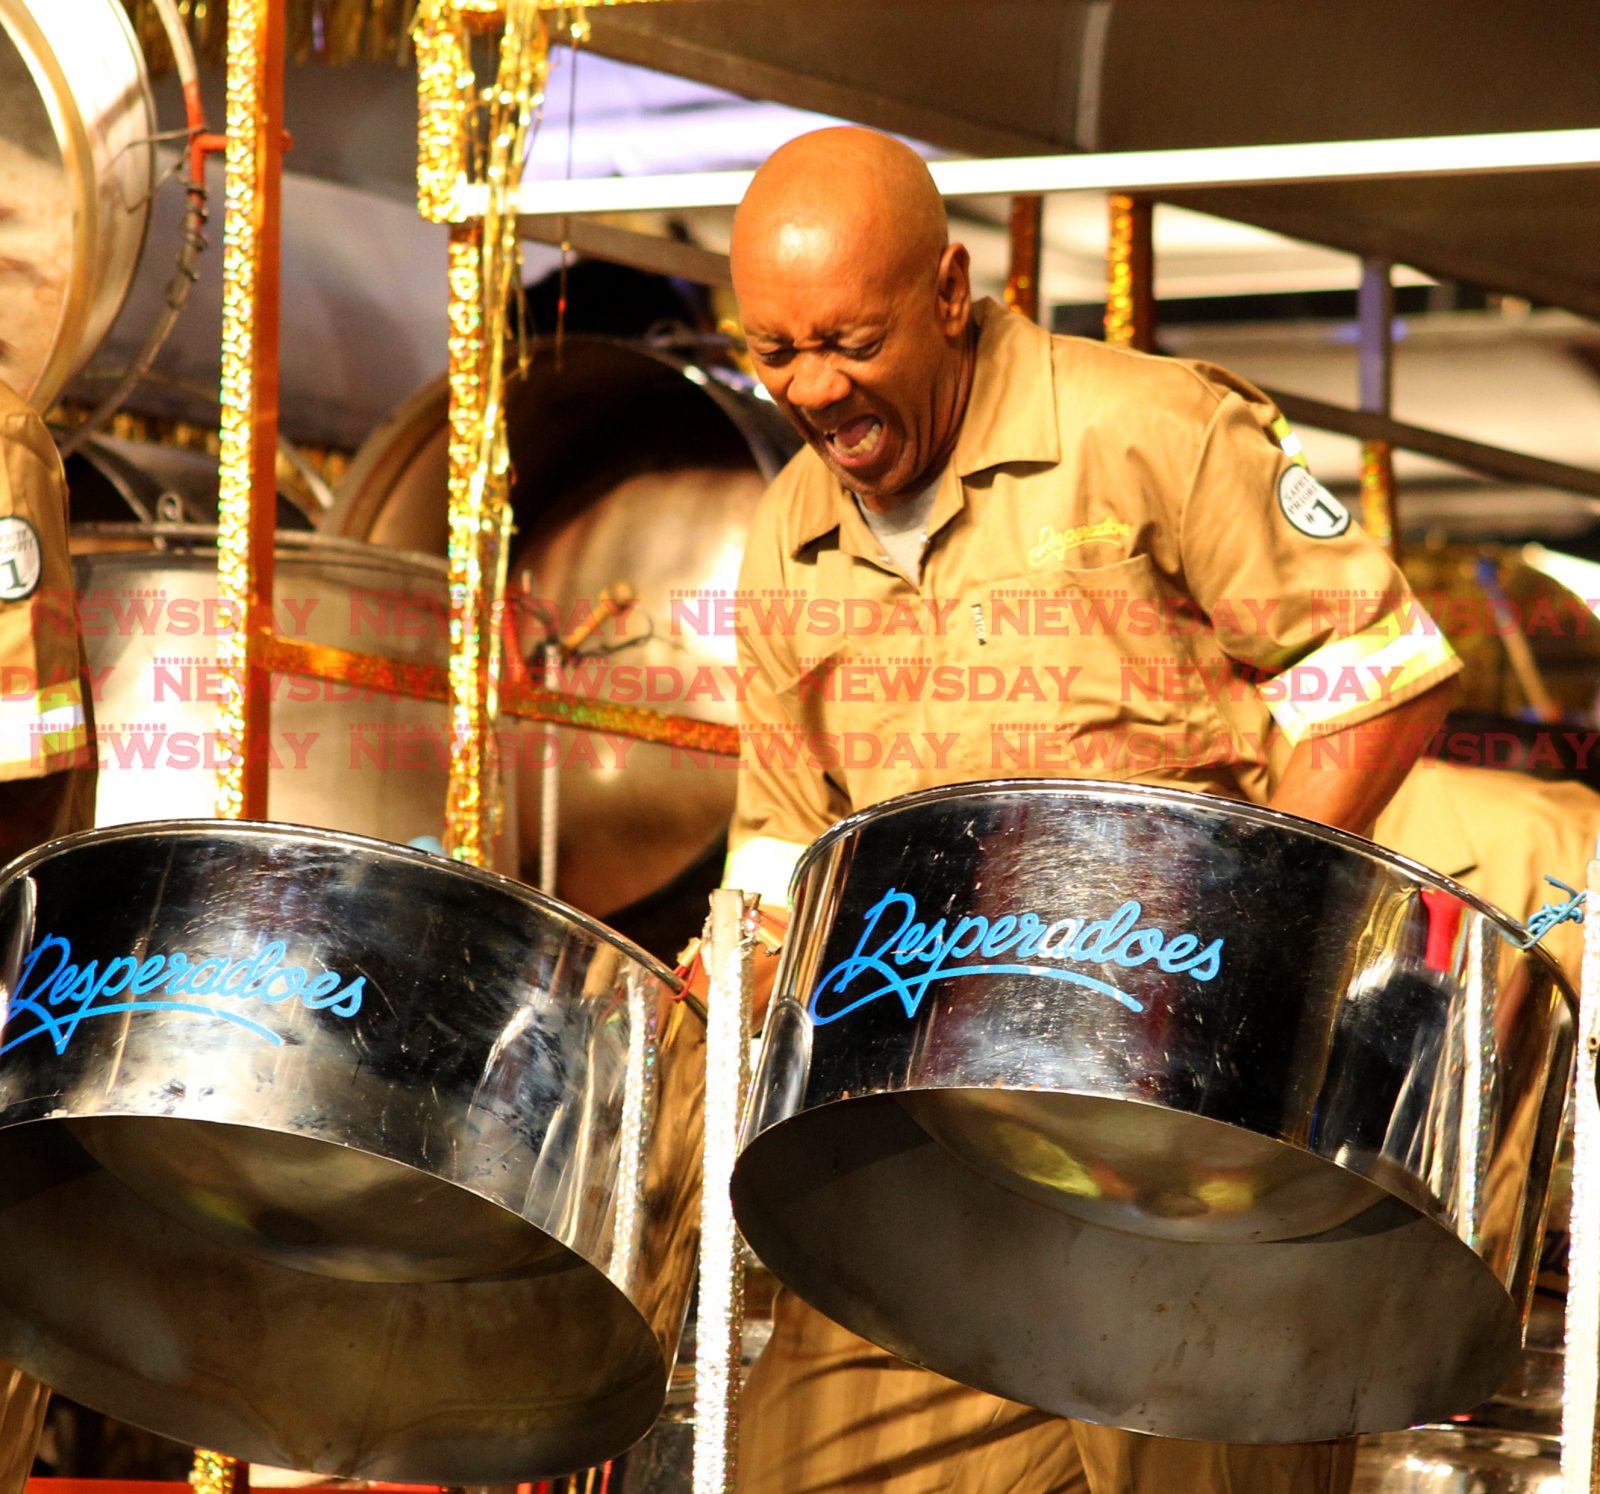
[
  {"x1": 0, "y1": 822, "x2": 702, "y2": 1480},
  {"x1": 732, "y1": 781, "x2": 1574, "y2": 1444}
]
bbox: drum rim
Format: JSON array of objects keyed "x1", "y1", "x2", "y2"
[
  {"x1": 0, "y1": 817, "x2": 683, "y2": 992},
  {"x1": 792, "y1": 775, "x2": 1572, "y2": 999}
]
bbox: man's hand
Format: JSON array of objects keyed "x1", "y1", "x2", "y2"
[
  {"x1": 679, "y1": 906, "x2": 790, "y2": 1028},
  {"x1": 1268, "y1": 676, "x2": 1459, "y2": 836}
]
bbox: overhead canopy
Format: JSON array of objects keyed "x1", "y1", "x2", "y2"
[{"x1": 584, "y1": 0, "x2": 1600, "y2": 317}]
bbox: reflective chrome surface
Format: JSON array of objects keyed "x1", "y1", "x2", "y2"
[
  {"x1": 0, "y1": 822, "x2": 703, "y2": 1481},
  {"x1": 0, "y1": 0, "x2": 154, "y2": 405},
  {"x1": 733, "y1": 780, "x2": 1575, "y2": 1444},
  {"x1": 1352, "y1": 1430, "x2": 1560, "y2": 1493},
  {"x1": 1354, "y1": 1258, "x2": 1565, "y2": 1487}
]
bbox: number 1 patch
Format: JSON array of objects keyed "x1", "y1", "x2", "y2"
[
  {"x1": 1277, "y1": 467, "x2": 1350, "y2": 539},
  {"x1": 0, "y1": 516, "x2": 42, "y2": 601}
]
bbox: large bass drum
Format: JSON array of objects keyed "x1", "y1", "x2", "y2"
[
  {"x1": 0, "y1": 821, "x2": 703, "y2": 1481},
  {"x1": 0, "y1": 0, "x2": 154, "y2": 406},
  {"x1": 324, "y1": 337, "x2": 797, "y2": 955},
  {"x1": 733, "y1": 780, "x2": 1574, "y2": 1445}
]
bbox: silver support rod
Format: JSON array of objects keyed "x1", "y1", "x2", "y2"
[
  {"x1": 1564, "y1": 855, "x2": 1600, "y2": 1492},
  {"x1": 693, "y1": 888, "x2": 757, "y2": 1494},
  {"x1": 518, "y1": 214, "x2": 733, "y2": 287},
  {"x1": 1265, "y1": 387, "x2": 1600, "y2": 503},
  {"x1": 1356, "y1": 258, "x2": 1395, "y2": 417}
]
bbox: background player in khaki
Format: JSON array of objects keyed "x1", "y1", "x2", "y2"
[
  {"x1": 0, "y1": 378, "x2": 95, "y2": 1494},
  {"x1": 725, "y1": 127, "x2": 1460, "y2": 1494},
  {"x1": 0, "y1": 380, "x2": 93, "y2": 861}
]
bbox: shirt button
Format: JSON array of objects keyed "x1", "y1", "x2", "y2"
[{"x1": 878, "y1": 554, "x2": 891, "y2": 565}]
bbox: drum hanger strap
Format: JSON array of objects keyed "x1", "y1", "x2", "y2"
[{"x1": 1520, "y1": 874, "x2": 1588, "y2": 950}]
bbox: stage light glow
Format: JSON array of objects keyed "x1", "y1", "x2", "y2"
[{"x1": 452, "y1": 127, "x2": 1600, "y2": 218}]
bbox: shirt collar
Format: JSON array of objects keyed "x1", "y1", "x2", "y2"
[{"x1": 785, "y1": 297, "x2": 1060, "y2": 557}]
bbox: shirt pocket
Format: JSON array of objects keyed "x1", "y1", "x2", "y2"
[{"x1": 954, "y1": 553, "x2": 1227, "y2": 774}]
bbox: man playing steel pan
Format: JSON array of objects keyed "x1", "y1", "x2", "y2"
[{"x1": 722, "y1": 126, "x2": 1461, "y2": 1494}]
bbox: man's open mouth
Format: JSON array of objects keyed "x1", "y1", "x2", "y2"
[{"x1": 825, "y1": 415, "x2": 884, "y2": 462}]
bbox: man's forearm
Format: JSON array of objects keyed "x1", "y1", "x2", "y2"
[{"x1": 1268, "y1": 676, "x2": 1459, "y2": 836}]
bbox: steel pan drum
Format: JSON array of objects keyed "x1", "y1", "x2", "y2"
[
  {"x1": 0, "y1": 0, "x2": 155, "y2": 406},
  {"x1": 0, "y1": 822, "x2": 703, "y2": 1480},
  {"x1": 732, "y1": 781, "x2": 1574, "y2": 1444}
]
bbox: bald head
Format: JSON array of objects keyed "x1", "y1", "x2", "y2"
[
  {"x1": 731, "y1": 128, "x2": 975, "y2": 508},
  {"x1": 732, "y1": 127, "x2": 948, "y2": 292}
]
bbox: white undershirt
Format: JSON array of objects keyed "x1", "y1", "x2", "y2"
[{"x1": 854, "y1": 472, "x2": 942, "y2": 584}]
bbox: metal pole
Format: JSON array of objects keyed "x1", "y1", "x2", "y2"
[
  {"x1": 1105, "y1": 193, "x2": 1155, "y2": 352},
  {"x1": 693, "y1": 888, "x2": 758, "y2": 1494},
  {"x1": 194, "y1": 0, "x2": 284, "y2": 1475},
  {"x1": 1563, "y1": 853, "x2": 1600, "y2": 1491},
  {"x1": 1356, "y1": 257, "x2": 1400, "y2": 561},
  {"x1": 1005, "y1": 195, "x2": 1043, "y2": 322},
  {"x1": 213, "y1": 0, "x2": 283, "y2": 822}
]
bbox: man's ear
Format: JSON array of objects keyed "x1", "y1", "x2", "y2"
[{"x1": 936, "y1": 242, "x2": 972, "y2": 338}]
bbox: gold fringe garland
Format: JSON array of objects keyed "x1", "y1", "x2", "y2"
[
  {"x1": 189, "y1": 1449, "x2": 246, "y2": 1494},
  {"x1": 1104, "y1": 192, "x2": 1155, "y2": 353},
  {"x1": 1358, "y1": 438, "x2": 1399, "y2": 562},
  {"x1": 122, "y1": 0, "x2": 682, "y2": 69},
  {"x1": 213, "y1": 0, "x2": 281, "y2": 820},
  {"x1": 421, "y1": 0, "x2": 550, "y2": 863}
]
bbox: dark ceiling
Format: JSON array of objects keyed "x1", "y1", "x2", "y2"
[{"x1": 585, "y1": 0, "x2": 1600, "y2": 318}]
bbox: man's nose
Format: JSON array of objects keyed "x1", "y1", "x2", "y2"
[{"x1": 787, "y1": 355, "x2": 851, "y2": 412}]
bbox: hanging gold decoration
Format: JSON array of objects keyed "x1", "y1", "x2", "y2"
[
  {"x1": 415, "y1": 7, "x2": 474, "y2": 221},
  {"x1": 1104, "y1": 192, "x2": 1155, "y2": 353},
  {"x1": 1359, "y1": 438, "x2": 1400, "y2": 562},
  {"x1": 418, "y1": 0, "x2": 550, "y2": 864},
  {"x1": 189, "y1": 1449, "x2": 246, "y2": 1494},
  {"x1": 123, "y1": 0, "x2": 686, "y2": 70},
  {"x1": 213, "y1": 0, "x2": 283, "y2": 822}
]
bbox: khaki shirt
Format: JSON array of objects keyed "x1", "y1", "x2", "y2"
[
  {"x1": 1374, "y1": 758, "x2": 1597, "y2": 990},
  {"x1": 727, "y1": 299, "x2": 1459, "y2": 903},
  {"x1": 0, "y1": 380, "x2": 89, "y2": 779}
]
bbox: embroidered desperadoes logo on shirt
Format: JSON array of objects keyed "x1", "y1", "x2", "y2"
[
  {"x1": 1027, "y1": 518, "x2": 1134, "y2": 567},
  {"x1": 1277, "y1": 468, "x2": 1350, "y2": 539}
]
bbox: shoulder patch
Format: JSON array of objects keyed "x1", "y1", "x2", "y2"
[
  {"x1": 0, "y1": 516, "x2": 42, "y2": 601},
  {"x1": 1277, "y1": 467, "x2": 1350, "y2": 539}
]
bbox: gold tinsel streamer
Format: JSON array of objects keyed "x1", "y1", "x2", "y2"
[
  {"x1": 414, "y1": 7, "x2": 473, "y2": 222},
  {"x1": 189, "y1": 1449, "x2": 245, "y2": 1494},
  {"x1": 1359, "y1": 438, "x2": 1399, "y2": 561},
  {"x1": 212, "y1": 0, "x2": 266, "y2": 822},
  {"x1": 122, "y1": 0, "x2": 684, "y2": 70},
  {"x1": 262, "y1": 633, "x2": 740, "y2": 753},
  {"x1": 1104, "y1": 192, "x2": 1140, "y2": 349},
  {"x1": 424, "y1": 0, "x2": 551, "y2": 864}
]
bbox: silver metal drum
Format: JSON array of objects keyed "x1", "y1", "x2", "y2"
[
  {"x1": 732, "y1": 780, "x2": 1575, "y2": 1444},
  {"x1": 1351, "y1": 1430, "x2": 1560, "y2": 1493},
  {"x1": 0, "y1": 0, "x2": 155, "y2": 406},
  {"x1": 0, "y1": 821, "x2": 703, "y2": 1481},
  {"x1": 1354, "y1": 1242, "x2": 1566, "y2": 1488},
  {"x1": 71, "y1": 523, "x2": 521, "y2": 872}
]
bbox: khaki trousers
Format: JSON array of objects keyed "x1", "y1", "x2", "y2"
[{"x1": 739, "y1": 1292, "x2": 1357, "y2": 1494}]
